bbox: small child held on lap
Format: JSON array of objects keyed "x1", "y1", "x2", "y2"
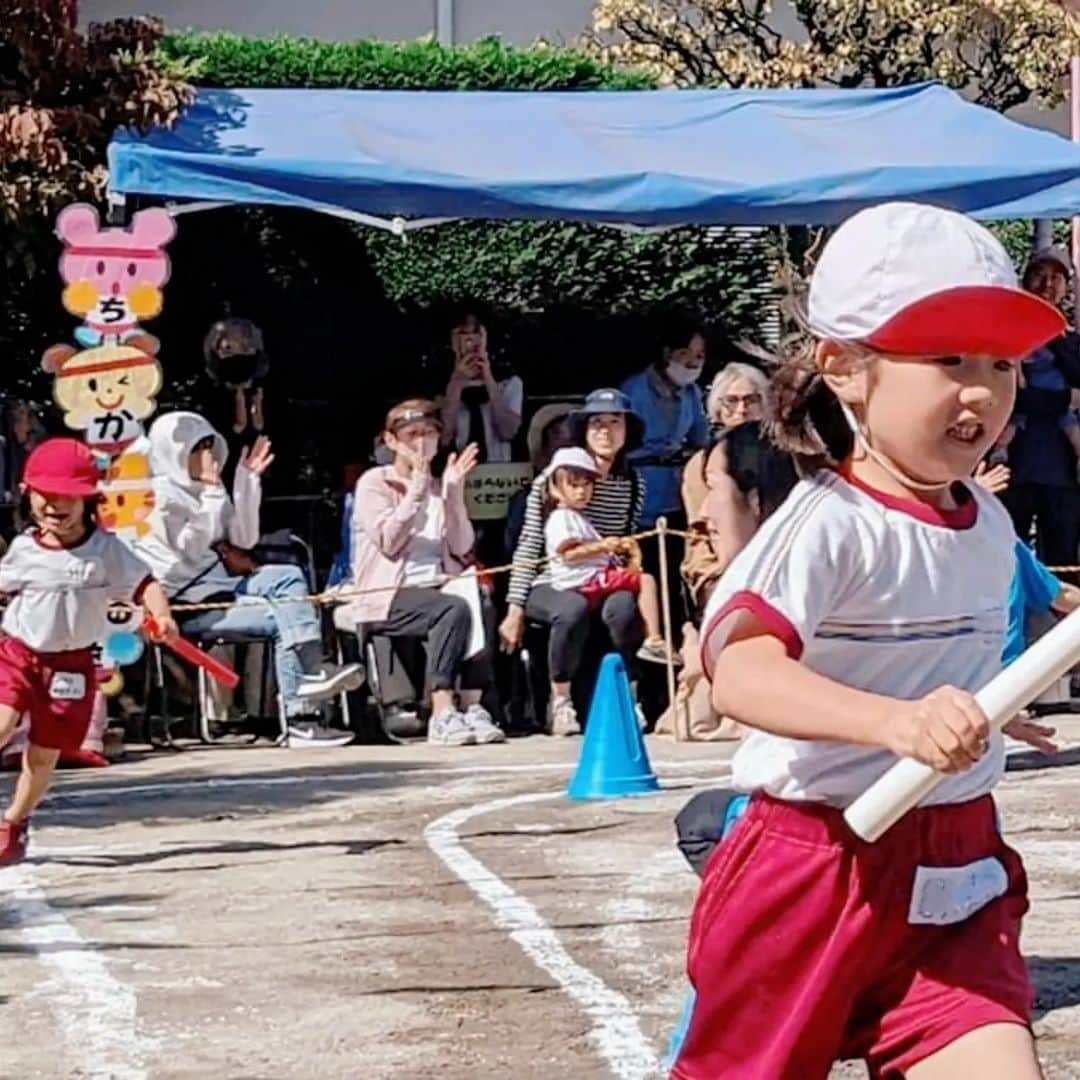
[{"x1": 542, "y1": 446, "x2": 675, "y2": 705}]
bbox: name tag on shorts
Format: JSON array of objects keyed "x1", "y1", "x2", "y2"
[
  {"x1": 48, "y1": 672, "x2": 87, "y2": 701},
  {"x1": 908, "y1": 857, "x2": 1008, "y2": 927}
]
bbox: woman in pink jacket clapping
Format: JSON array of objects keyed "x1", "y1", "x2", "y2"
[{"x1": 345, "y1": 399, "x2": 504, "y2": 747}]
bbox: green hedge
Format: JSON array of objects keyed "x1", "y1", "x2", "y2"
[{"x1": 162, "y1": 32, "x2": 654, "y2": 90}]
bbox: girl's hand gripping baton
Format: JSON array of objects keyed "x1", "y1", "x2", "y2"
[
  {"x1": 844, "y1": 605, "x2": 1080, "y2": 843},
  {"x1": 143, "y1": 615, "x2": 241, "y2": 690}
]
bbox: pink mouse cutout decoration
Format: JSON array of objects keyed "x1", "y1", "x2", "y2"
[{"x1": 56, "y1": 204, "x2": 176, "y2": 342}]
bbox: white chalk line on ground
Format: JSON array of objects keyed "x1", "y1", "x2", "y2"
[
  {"x1": 425, "y1": 791, "x2": 663, "y2": 1080},
  {"x1": 0, "y1": 863, "x2": 156, "y2": 1080},
  {"x1": 41, "y1": 757, "x2": 732, "y2": 808}
]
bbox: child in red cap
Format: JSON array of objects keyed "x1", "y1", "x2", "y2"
[{"x1": 0, "y1": 438, "x2": 177, "y2": 865}]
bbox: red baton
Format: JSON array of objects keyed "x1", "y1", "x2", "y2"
[{"x1": 143, "y1": 616, "x2": 241, "y2": 690}]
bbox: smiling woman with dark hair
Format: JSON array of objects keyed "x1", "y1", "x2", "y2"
[{"x1": 499, "y1": 388, "x2": 647, "y2": 734}]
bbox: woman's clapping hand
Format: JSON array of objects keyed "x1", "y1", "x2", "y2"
[{"x1": 445, "y1": 443, "x2": 480, "y2": 487}]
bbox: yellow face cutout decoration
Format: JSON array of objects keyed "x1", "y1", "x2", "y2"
[{"x1": 42, "y1": 335, "x2": 164, "y2": 452}]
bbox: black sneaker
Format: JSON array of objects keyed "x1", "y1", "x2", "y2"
[{"x1": 286, "y1": 717, "x2": 355, "y2": 749}]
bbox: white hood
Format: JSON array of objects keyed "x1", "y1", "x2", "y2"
[
  {"x1": 133, "y1": 412, "x2": 261, "y2": 601},
  {"x1": 148, "y1": 411, "x2": 229, "y2": 492}
]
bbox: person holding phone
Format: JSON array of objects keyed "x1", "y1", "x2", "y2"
[{"x1": 440, "y1": 306, "x2": 523, "y2": 465}]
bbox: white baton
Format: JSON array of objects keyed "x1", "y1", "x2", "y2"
[{"x1": 844, "y1": 605, "x2": 1080, "y2": 843}]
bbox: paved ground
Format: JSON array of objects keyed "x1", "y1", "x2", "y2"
[{"x1": 3, "y1": 722, "x2": 1080, "y2": 1080}]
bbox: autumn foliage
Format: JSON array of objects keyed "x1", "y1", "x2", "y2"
[
  {"x1": 0, "y1": 1, "x2": 192, "y2": 228},
  {"x1": 588, "y1": 0, "x2": 1080, "y2": 111}
]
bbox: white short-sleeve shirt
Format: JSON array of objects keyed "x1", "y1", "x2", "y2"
[
  {"x1": 545, "y1": 508, "x2": 610, "y2": 591},
  {"x1": 401, "y1": 491, "x2": 446, "y2": 587},
  {"x1": 0, "y1": 528, "x2": 153, "y2": 652},
  {"x1": 700, "y1": 469, "x2": 1015, "y2": 807},
  {"x1": 451, "y1": 376, "x2": 524, "y2": 464}
]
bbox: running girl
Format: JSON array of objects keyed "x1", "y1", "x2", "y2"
[
  {"x1": 0, "y1": 439, "x2": 177, "y2": 865},
  {"x1": 675, "y1": 202, "x2": 1066, "y2": 1079}
]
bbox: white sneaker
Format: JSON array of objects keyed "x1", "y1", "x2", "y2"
[
  {"x1": 296, "y1": 662, "x2": 365, "y2": 701},
  {"x1": 547, "y1": 695, "x2": 580, "y2": 737},
  {"x1": 463, "y1": 704, "x2": 506, "y2": 744},
  {"x1": 428, "y1": 707, "x2": 476, "y2": 747}
]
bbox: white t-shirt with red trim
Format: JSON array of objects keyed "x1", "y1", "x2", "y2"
[
  {"x1": 545, "y1": 508, "x2": 611, "y2": 591},
  {"x1": 0, "y1": 528, "x2": 153, "y2": 653},
  {"x1": 700, "y1": 469, "x2": 1015, "y2": 807}
]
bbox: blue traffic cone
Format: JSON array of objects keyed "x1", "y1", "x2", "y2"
[{"x1": 567, "y1": 653, "x2": 660, "y2": 800}]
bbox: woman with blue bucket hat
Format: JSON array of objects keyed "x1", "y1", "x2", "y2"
[{"x1": 499, "y1": 388, "x2": 648, "y2": 736}]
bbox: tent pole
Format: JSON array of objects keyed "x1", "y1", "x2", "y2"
[{"x1": 105, "y1": 189, "x2": 129, "y2": 227}]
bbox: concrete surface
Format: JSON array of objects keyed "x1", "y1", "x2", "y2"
[{"x1": 2, "y1": 724, "x2": 1080, "y2": 1079}]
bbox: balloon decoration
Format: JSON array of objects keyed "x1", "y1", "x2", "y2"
[{"x1": 204, "y1": 318, "x2": 269, "y2": 388}]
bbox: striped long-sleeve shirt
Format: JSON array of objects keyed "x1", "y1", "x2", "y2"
[{"x1": 506, "y1": 470, "x2": 646, "y2": 607}]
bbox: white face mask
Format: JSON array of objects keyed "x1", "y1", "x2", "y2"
[
  {"x1": 666, "y1": 362, "x2": 702, "y2": 388},
  {"x1": 838, "y1": 401, "x2": 951, "y2": 493}
]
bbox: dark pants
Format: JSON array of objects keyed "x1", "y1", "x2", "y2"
[
  {"x1": 1003, "y1": 483, "x2": 1080, "y2": 567},
  {"x1": 366, "y1": 587, "x2": 492, "y2": 693},
  {"x1": 526, "y1": 583, "x2": 643, "y2": 682}
]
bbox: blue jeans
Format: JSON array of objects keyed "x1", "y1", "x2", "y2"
[{"x1": 180, "y1": 564, "x2": 323, "y2": 719}]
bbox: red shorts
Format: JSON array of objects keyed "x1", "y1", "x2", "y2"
[
  {"x1": 673, "y1": 794, "x2": 1031, "y2": 1079},
  {"x1": 579, "y1": 566, "x2": 641, "y2": 609},
  {"x1": 0, "y1": 636, "x2": 96, "y2": 754}
]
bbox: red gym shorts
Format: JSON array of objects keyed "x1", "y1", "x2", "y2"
[
  {"x1": 0, "y1": 636, "x2": 95, "y2": 753},
  {"x1": 579, "y1": 566, "x2": 641, "y2": 609},
  {"x1": 673, "y1": 793, "x2": 1031, "y2": 1079}
]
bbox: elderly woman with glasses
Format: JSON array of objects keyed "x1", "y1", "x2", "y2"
[{"x1": 705, "y1": 362, "x2": 769, "y2": 432}]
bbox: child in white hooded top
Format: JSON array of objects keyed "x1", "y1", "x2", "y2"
[{"x1": 134, "y1": 412, "x2": 360, "y2": 748}]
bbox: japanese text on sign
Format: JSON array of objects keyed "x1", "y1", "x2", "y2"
[{"x1": 465, "y1": 463, "x2": 533, "y2": 521}]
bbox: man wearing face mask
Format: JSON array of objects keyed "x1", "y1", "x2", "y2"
[
  {"x1": 344, "y1": 399, "x2": 504, "y2": 746},
  {"x1": 620, "y1": 314, "x2": 710, "y2": 529}
]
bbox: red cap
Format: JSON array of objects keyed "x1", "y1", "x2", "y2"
[{"x1": 23, "y1": 439, "x2": 102, "y2": 498}]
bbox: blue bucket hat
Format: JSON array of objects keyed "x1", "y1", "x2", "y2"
[{"x1": 566, "y1": 388, "x2": 644, "y2": 452}]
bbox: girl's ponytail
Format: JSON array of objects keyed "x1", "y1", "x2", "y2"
[{"x1": 767, "y1": 339, "x2": 853, "y2": 469}]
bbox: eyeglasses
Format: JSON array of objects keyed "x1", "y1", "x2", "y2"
[{"x1": 720, "y1": 393, "x2": 763, "y2": 410}]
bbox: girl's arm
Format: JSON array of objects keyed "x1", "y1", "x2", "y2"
[
  {"x1": 556, "y1": 537, "x2": 619, "y2": 564},
  {"x1": 712, "y1": 619, "x2": 989, "y2": 774},
  {"x1": 141, "y1": 580, "x2": 178, "y2": 642}
]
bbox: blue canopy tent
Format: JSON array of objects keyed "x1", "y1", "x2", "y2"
[{"x1": 108, "y1": 82, "x2": 1080, "y2": 230}]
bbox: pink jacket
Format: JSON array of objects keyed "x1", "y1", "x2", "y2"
[{"x1": 343, "y1": 465, "x2": 475, "y2": 623}]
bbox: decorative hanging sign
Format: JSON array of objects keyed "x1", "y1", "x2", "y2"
[
  {"x1": 98, "y1": 444, "x2": 156, "y2": 539},
  {"x1": 56, "y1": 205, "x2": 175, "y2": 346},
  {"x1": 42, "y1": 335, "x2": 164, "y2": 454}
]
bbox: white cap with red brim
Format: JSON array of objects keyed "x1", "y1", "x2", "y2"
[{"x1": 808, "y1": 202, "x2": 1066, "y2": 359}]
